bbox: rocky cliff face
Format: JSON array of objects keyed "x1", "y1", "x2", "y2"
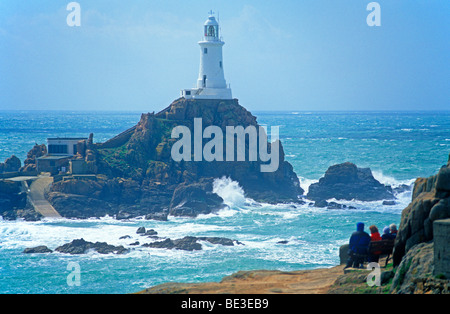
[
  {"x1": 393, "y1": 153, "x2": 450, "y2": 266},
  {"x1": 48, "y1": 98, "x2": 303, "y2": 219}
]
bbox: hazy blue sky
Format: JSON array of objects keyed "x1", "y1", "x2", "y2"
[{"x1": 0, "y1": 1, "x2": 448, "y2": 112}]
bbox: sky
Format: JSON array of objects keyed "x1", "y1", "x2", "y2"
[{"x1": 0, "y1": 0, "x2": 449, "y2": 112}]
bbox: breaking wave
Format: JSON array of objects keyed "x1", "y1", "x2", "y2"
[{"x1": 212, "y1": 176, "x2": 247, "y2": 208}]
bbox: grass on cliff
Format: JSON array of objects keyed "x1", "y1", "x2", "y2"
[
  {"x1": 98, "y1": 144, "x2": 129, "y2": 170},
  {"x1": 328, "y1": 261, "x2": 394, "y2": 294}
]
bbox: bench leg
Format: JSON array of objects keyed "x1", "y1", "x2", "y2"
[{"x1": 385, "y1": 254, "x2": 390, "y2": 267}]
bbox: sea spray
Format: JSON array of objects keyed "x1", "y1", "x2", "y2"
[{"x1": 212, "y1": 177, "x2": 247, "y2": 208}]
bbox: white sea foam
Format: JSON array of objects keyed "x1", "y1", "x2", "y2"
[
  {"x1": 298, "y1": 176, "x2": 319, "y2": 194},
  {"x1": 371, "y1": 170, "x2": 415, "y2": 188},
  {"x1": 213, "y1": 176, "x2": 247, "y2": 208}
]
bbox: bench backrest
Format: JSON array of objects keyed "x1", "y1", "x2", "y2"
[{"x1": 369, "y1": 239, "x2": 395, "y2": 254}]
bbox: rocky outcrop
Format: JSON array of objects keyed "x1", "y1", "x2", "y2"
[
  {"x1": 393, "y1": 154, "x2": 450, "y2": 266},
  {"x1": 54, "y1": 238, "x2": 128, "y2": 255},
  {"x1": 0, "y1": 155, "x2": 21, "y2": 173},
  {"x1": 47, "y1": 98, "x2": 303, "y2": 219},
  {"x1": 390, "y1": 242, "x2": 450, "y2": 294},
  {"x1": 142, "y1": 236, "x2": 243, "y2": 251},
  {"x1": 20, "y1": 144, "x2": 47, "y2": 173},
  {"x1": 307, "y1": 162, "x2": 394, "y2": 201},
  {"x1": 169, "y1": 179, "x2": 226, "y2": 217},
  {"x1": 0, "y1": 180, "x2": 34, "y2": 220},
  {"x1": 23, "y1": 246, "x2": 53, "y2": 254}
]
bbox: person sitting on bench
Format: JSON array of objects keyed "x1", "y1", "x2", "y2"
[
  {"x1": 345, "y1": 222, "x2": 371, "y2": 269},
  {"x1": 369, "y1": 225, "x2": 382, "y2": 263},
  {"x1": 381, "y1": 226, "x2": 396, "y2": 240}
]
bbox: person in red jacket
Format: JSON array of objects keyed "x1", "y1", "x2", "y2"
[{"x1": 369, "y1": 225, "x2": 382, "y2": 263}]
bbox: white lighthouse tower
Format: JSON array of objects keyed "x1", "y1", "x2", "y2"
[{"x1": 181, "y1": 12, "x2": 232, "y2": 100}]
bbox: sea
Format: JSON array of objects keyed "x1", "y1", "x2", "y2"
[{"x1": 0, "y1": 110, "x2": 449, "y2": 294}]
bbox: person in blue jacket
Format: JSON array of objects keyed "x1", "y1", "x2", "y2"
[{"x1": 345, "y1": 222, "x2": 371, "y2": 269}]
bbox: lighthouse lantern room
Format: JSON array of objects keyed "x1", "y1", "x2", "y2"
[{"x1": 181, "y1": 12, "x2": 232, "y2": 100}]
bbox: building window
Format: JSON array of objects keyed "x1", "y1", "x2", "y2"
[
  {"x1": 204, "y1": 48, "x2": 208, "y2": 54},
  {"x1": 48, "y1": 144, "x2": 68, "y2": 154},
  {"x1": 186, "y1": 91, "x2": 191, "y2": 96},
  {"x1": 219, "y1": 61, "x2": 222, "y2": 68}
]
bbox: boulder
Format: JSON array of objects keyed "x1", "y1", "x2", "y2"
[
  {"x1": 429, "y1": 198, "x2": 450, "y2": 222},
  {"x1": 436, "y1": 167, "x2": 450, "y2": 192},
  {"x1": 339, "y1": 244, "x2": 350, "y2": 265},
  {"x1": 136, "y1": 227, "x2": 146, "y2": 234},
  {"x1": 307, "y1": 162, "x2": 394, "y2": 201},
  {"x1": 136, "y1": 227, "x2": 158, "y2": 236}
]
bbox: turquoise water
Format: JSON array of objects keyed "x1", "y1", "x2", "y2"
[{"x1": 1, "y1": 110, "x2": 449, "y2": 294}]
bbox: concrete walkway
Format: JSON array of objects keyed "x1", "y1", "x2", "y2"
[{"x1": 28, "y1": 175, "x2": 62, "y2": 218}]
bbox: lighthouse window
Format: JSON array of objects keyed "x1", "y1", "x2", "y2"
[
  {"x1": 204, "y1": 48, "x2": 208, "y2": 54},
  {"x1": 207, "y1": 25, "x2": 216, "y2": 37},
  {"x1": 219, "y1": 61, "x2": 222, "y2": 68}
]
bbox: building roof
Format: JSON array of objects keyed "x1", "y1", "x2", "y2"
[
  {"x1": 47, "y1": 137, "x2": 87, "y2": 141},
  {"x1": 37, "y1": 155, "x2": 73, "y2": 160}
]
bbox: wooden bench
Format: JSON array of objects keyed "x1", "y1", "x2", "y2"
[{"x1": 368, "y1": 239, "x2": 395, "y2": 267}]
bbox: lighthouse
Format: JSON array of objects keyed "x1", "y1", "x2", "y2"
[{"x1": 181, "y1": 12, "x2": 233, "y2": 100}]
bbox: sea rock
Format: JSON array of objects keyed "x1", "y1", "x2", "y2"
[
  {"x1": 145, "y1": 212, "x2": 168, "y2": 221},
  {"x1": 136, "y1": 227, "x2": 158, "y2": 236},
  {"x1": 169, "y1": 179, "x2": 226, "y2": 217},
  {"x1": 307, "y1": 162, "x2": 394, "y2": 201},
  {"x1": 55, "y1": 238, "x2": 128, "y2": 255},
  {"x1": 142, "y1": 236, "x2": 242, "y2": 251},
  {"x1": 144, "y1": 237, "x2": 201, "y2": 251},
  {"x1": 23, "y1": 246, "x2": 53, "y2": 254},
  {"x1": 198, "y1": 237, "x2": 243, "y2": 246}
]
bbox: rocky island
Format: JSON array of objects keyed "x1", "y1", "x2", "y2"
[{"x1": 43, "y1": 98, "x2": 303, "y2": 220}]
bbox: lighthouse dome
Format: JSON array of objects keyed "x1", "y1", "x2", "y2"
[
  {"x1": 204, "y1": 15, "x2": 219, "y2": 39},
  {"x1": 204, "y1": 16, "x2": 219, "y2": 26}
]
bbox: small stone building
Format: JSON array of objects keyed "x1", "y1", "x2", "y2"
[{"x1": 36, "y1": 137, "x2": 87, "y2": 174}]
